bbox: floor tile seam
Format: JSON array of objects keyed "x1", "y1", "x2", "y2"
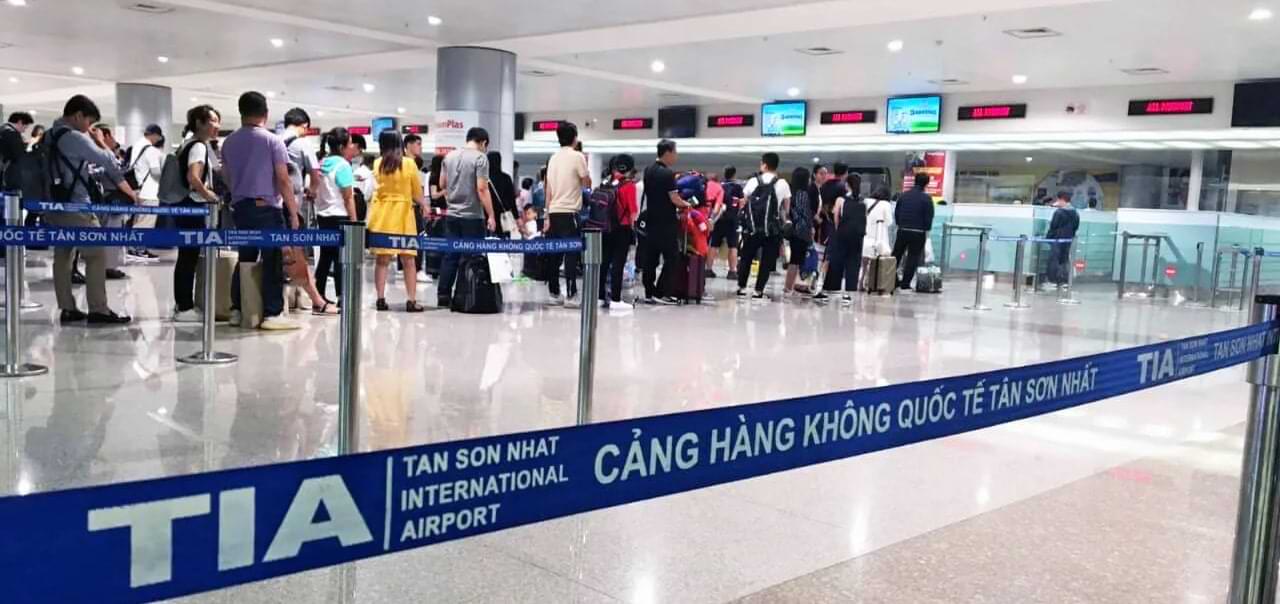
[{"x1": 473, "y1": 536, "x2": 623, "y2": 601}]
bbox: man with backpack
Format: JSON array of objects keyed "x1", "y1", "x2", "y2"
[
  {"x1": 124, "y1": 124, "x2": 166, "y2": 260},
  {"x1": 708, "y1": 166, "x2": 743, "y2": 281},
  {"x1": 639, "y1": 139, "x2": 692, "y2": 306},
  {"x1": 592, "y1": 154, "x2": 637, "y2": 310},
  {"x1": 44, "y1": 95, "x2": 139, "y2": 324},
  {"x1": 543, "y1": 122, "x2": 591, "y2": 308},
  {"x1": 281, "y1": 108, "x2": 321, "y2": 219},
  {"x1": 735, "y1": 152, "x2": 791, "y2": 302},
  {"x1": 0, "y1": 112, "x2": 33, "y2": 193}
]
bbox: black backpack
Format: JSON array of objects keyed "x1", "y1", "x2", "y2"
[
  {"x1": 741, "y1": 175, "x2": 781, "y2": 237},
  {"x1": 41, "y1": 126, "x2": 100, "y2": 203},
  {"x1": 451, "y1": 255, "x2": 503, "y2": 314},
  {"x1": 720, "y1": 180, "x2": 743, "y2": 220},
  {"x1": 584, "y1": 181, "x2": 622, "y2": 233}
]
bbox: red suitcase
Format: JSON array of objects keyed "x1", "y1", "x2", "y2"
[{"x1": 672, "y1": 254, "x2": 706, "y2": 304}]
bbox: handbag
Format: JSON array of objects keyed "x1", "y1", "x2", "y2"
[{"x1": 488, "y1": 251, "x2": 515, "y2": 284}]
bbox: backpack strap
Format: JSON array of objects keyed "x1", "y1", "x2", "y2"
[{"x1": 49, "y1": 127, "x2": 92, "y2": 198}]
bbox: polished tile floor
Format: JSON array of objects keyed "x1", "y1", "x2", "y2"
[{"x1": 0, "y1": 250, "x2": 1260, "y2": 603}]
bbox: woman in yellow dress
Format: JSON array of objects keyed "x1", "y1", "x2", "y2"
[{"x1": 368, "y1": 130, "x2": 428, "y2": 312}]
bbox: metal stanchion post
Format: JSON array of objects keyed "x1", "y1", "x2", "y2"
[
  {"x1": 1, "y1": 193, "x2": 40, "y2": 311},
  {"x1": 0, "y1": 193, "x2": 46, "y2": 379},
  {"x1": 338, "y1": 222, "x2": 365, "y2": 455},
  {"x1": 1231, "y1": 251, "x2": 1243, "y2": 310},
  {"x1": 1150, "y1": 237, "x2": 1163, "y2": 293},
  {"x1": 1117, "y1": 231, "x2": 1130, "y2": 300},
  {"x1": 576, "y1": 230, "x2": 602, "y2": 425},
  {"x1": 1059, "y1": 239, "x2": 1081, "y2": 306},
  {"x1": 1229, "y1": 294, "x2": 1280, "y2": 604},
  {"x1": 1212, "y1": 251, "x2": 1226, "y2": 309},
  {"x1": 964, "y1": 229, "x2": 991, "y2": 312},
  {"x1": 1005, "y1": 236, "x2": 1029, "y2": 310},
  {"x1": 1244, "y1": 248, "x2": 1265, "y2": 313},
  {"x1": 1194, "y1": 242, "x2": 1206, "y2": 305},
  {"x1": 1138, "y1": 237, "x2": 1151, "y2": 296},
  {"x1": 180, "y1": 208, "x2": 237, "y2": 366},
  {"x1": 940, "y1": 224, "x2": 952, "y2": 282}
]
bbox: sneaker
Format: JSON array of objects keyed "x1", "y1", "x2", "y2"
[
  {"x1": 547, "y1": 294, "x2": 565, "y2": 306},
  {"x1": 812, "y1": 292, "x2": 830, "y2": 302},
  {"x1": 736, "y1": 288, "x2": 749, "y2": 299},
  {"x1": 641, "y1": 296, "x2": 660, "y2": 305},
  {"x1": 841, "y1": 294, "x2": 854, "y2": 306},
  {"x1": 227, "y1": 310, "x2": 242, "y2": 327},
  {"x1": 59, "y1": 309, "x2": 87, "y2": 324},
  {"x1": 376, "y1": 298, "x2": 390, "y2": 311},
  {"x1": 87, "y1": 310, "x2": 132, "y2": 325},
  {"x1": 609, "y1": 300, "x2": 633, "y2": 311},
  {"x1": 726, "y1": 271, "x2": 739, "y2": 280},
  {"x1": 140, "y1": 250, "x2": 160, "y2": 260},
  {"x1": 752, "y1": 291, "x2": 767, "y2": 302},
  {"x1": 173, "y1": 308, "x2": 203, "y2": 323},
  {"x1": 565, "y1": 295, "x2": 581, "y2": 309},
  {"x1": 105, "y1": 268, "x2": 128, "y2": 280},
  {"x1": 705, "y1": 269, "x2": 717, "y2": 279},
  {"x1": 71, "y1": 270, "x2": 86, "y2": 285},
  {"x1": 657, "y1": 296, "x2": 679, "y2": 306},
  {"x1": 259, "y1": 315, "x2": 301, "y2": 331}
]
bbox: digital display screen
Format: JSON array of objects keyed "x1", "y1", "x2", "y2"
[
  {"x1": 1233, "y1": 82, "x2": 1280, "y2": 127},
  {"x1": 1128, "y1": 98, "x2": 1214, "y2": 116},
  {"x1": 761, "y1": 101, "x2": 807, "y2": 136},
  {"x1": 886, "y1": 95, "x2": 942, "y2": 134},
  {"x1": 820, "y1": 110, "x2": 877, "y2": 125},
  {"x1": 533, "y1": 120, "x2": 564, "y2": 132},
  {"x1": 613, "y1": 118, "x2": 653, "y2": 130},
  {"x1": 707, "y1": 114, "x2": 754, "y2": 128},
  {"x1": 347, "y1": 126, "x2": 372, "y2": 135},
  {"x1": 401, "y1": 124, "x2": 429, "y2": 134},
  {"x1": 371, "y1": 117, "x2": 397, "y2": 140},
  {"x1": 958, "y1": 104, "x2": 1027, "y2": 120}
]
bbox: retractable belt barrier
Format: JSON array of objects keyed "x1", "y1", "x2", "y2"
[
  {"x1": 0, "y1": 226, "x2": 342, "y2": 247},
  {"x1": 20, "y1": 200, "x2": 210, "y2": 216},
  {"x1": 366, "y1": 232, "x2": 584, "y2": 254},
  {"x1": 0, "y1": 321, "x2": 1274, "y2": 602},
  {"x1": 990, "y1": 235, "x2": 1073, "y2": 244}
]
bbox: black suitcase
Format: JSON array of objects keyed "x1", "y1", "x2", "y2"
[{"x1": 451, "y1": 255, "x2": 503, "y2": 314}]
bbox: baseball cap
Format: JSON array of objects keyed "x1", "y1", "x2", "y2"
[{"x1": 144, "y1": 124, "x2": 164, "y2": 137}]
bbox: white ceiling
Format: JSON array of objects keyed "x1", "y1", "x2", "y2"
[{"x1": 0, "y1": 0, "x2": 1276, "y2": 128}]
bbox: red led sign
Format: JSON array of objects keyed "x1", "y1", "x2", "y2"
[
  {"x1": 957, "y1": 104, "x2": 1028, "y2": 120},
  {"x1": 1128, "y1": 98, "x2": 1214, "y2": 116},
  {"x1": 613, "y1": 118, "x2": 653, "y2": 130},
  {"x1": 819, "y1": 110, "x2": 877, "y2": 125},
  {"x1": 304, "y1": 127, "x2": 321, "y2": 137},
  {"x1": 347, "y1": 126, "x2": 372, "y2": 135},
  {"x1": 401, "y1": 124, "x2": 429, "y2": 134},
  {"x1": 533, "y1": 120, "x2": 565, "y2": 132},
  {"x1": 707, "y1": 114, "x2": 755, "y2": 128}
]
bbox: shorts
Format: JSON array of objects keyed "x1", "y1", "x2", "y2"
[
  {"x1": 710, "y1": 219, "x2": 739, "y2": 249},
  {"x1": 787, "y1": 236, "x2": 810, "y2": 267}
]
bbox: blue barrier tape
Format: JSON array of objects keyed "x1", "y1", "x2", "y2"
[
  {"x1": 20, "y1": 200, "x2": 210, "y2": 216},
  {"x1": 0, "y1": 321, "x2": 1274, "y2": 602},
  {"x1": 0, "y1": 226, "x2": 342, "y2": 248},
  {"x1": 367, "y1": 232, "x2": 584, "y2": 254}
]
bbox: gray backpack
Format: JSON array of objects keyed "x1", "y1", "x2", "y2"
[{"x1": 158, "y1": 141, "x2": 198, "y2": 204}]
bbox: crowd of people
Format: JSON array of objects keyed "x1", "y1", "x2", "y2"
[{"x1": 0, "y1": 97, "x2": 1082, "y2": 331}]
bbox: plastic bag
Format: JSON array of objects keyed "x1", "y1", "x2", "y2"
[
  {"x1": 924, "y1": 237, "x2": 935, "y2": 264},
  {"x1": 488, "y1": 253, "x2": 514, "y2": 284}
]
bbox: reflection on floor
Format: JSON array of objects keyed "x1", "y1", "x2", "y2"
[{"x1": 0, "y1": 251, "x2": 1256, "y2": 602}]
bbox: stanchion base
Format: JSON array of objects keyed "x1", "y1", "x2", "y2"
[
  {"x1": 964, "y1": 305, "x2": 992, "y2": 311},
  {"x1": 1058, "y1": 299, "x2": 1082, "y2": 306},
  {"x1": 0, "y1": 363, "x2": 48, "y2": 378},
  {"x1": 0, "y1": 301, "x2": 43, "y2": 310},
  {"x1": 1004, "y1": 302, "x2": 1031, "y2": 310},
  {"x1": 178, "y1": 351, "x2": 238, "y2": 366}
]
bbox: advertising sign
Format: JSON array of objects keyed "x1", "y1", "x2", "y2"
[
  {"x1": 902, "y1": 151, "x2": 948, "y2": 199},
  {"x1": 433, "y1": 111, "x2": 479, "y2": 155}
]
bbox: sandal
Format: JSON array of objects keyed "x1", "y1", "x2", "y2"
[
  {"x1": 313, "y1": 301, "x2": 340, "y2": 316},
  {"x1": 376, "y1": 298, "x2": 390, "y2": 311},
  {"x1": 406, "y1": 301, "x2": 425, "y2": 313}
]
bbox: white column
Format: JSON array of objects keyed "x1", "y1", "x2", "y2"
[
  {"x1": 435, "y1": 47, "x2": 516, "y2": 175},
  {"x1": 941, "y1": 150, "x2": 958, "y2": 204},
  {"x1": 1187, "y1": 149, "x2": 1204, "y2": 211},
  {"x1": 587, "y1": 152, "x2": 604, "y2": 189},
  {"x1": 115, "y1": 83, "x2": 173, "y2": 148}
]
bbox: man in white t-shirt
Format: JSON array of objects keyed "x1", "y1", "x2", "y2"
[
  {"x1": 127, "y1": 123, "x2": 166, "y2": 260},
  {"x1": 736, "y1": 152, "x2": 791, "y2": 301},
  {"x1": 542, "y1": 122, "x2": 591, "y2": 307}
]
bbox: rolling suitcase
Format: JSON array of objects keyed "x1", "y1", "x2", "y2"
[
  {"x1": 195, "y1": 250, "x2": 236, "y2": 321},
  {"x1": 866, "y1": 255, "x2": 897, "y2": 296},
  {"x1": 672, "y1": 254, "x2": 707, "y2": 304},
  {"x1": 915, "y1": 265, "x2": 943, "y2": 294}
]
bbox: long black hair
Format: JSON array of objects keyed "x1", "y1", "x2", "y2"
[
  {"x1": 846, "y1": 173, "x2": 863, "y2": 199},
  {"x1": 321, "y1": 127, "x2": 351, "y2": 159},
  {"x1": 428, "y1": 154, "x2": 444, "y2": 189},
  {"x1": 790, "y1": 166, "x2": 812, "y2": 195},
  {"x1": 378, "y1": 130, "x2": 403, "y2": 175}
]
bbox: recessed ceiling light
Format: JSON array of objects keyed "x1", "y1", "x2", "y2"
[
  {"x1": 6, "y1": 0, "x2": 27, "y2": 6},
  {"x1": 316, "y1": 111, "x2": 325, "y2": 117},
  {"x1": 396, "y1": 107, "x2": 406, "y2": 114},
  {"x1": 1025, "y1": 156, "x2": 1034, "y2": 163},
  {"x1": 189, "y1": 96, "x2": 198, "y2": 102},
  {"x1": 7, "y1": 77, "x2": 17, "y2": 83},
  {"x1": 362, "y1": 83, "x2": 375, "y2": 93},
  {"x1": 887, "y1": 39, "x2": 904, "y2": 52},
  {"x1": 270, "y1": 38, "x2": 285, "y2": 48},
  {"x1": 812, "y1": 157, "x2": 821, "y2": 163},
  {"x1": 26, "y1": 110, "x2": 35, "y2": 116},
  {"x1": 265, "y1": 90, "x2": 276, "y2": 98},
  {"x1": 427, "y1": 15, "x2": 443, "y2": 26},
  {"x1": 1012, "y1": 74, "x2": 1029, "y2": 84},
  {"x1": 157, "y1": 56, "x2": 169, "y2": 64},
  {"x1": 1250, "y1": 7, "x2": 1273, "y2": 20},
  {"x1": 71, "y1": 66, "x2": 84, "y2": 75},
  {"x1": 650, "y1": 60, "x2": 666, "y2": 73},
  {"x1": 787, "y1": 87, "x2": 801, "y2": 97}
]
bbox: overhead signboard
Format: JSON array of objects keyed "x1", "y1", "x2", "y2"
[
  {"x1": 1128, "y1": 98, "x2": 1214, "y2": 116},
  {"x1": 819, "y1": 110, "x2": 878, "y2": 125},
  {"x1": 707, "y1": 114, "x2": 754, "y2": 128},
  {"x1": 886, "y1": 95, "x2": 942, "y2": 134},
  {"x1": 347, "y1": 126, "x2": 372, "y2": 135},
  {"x1": 532, "y1": 120, "x2": 565, "y2": 132},
  {"x1": 401, "y1": 124, "x2": 429, "y2": 134},
  {"x1": 957, "y1": 103, "x2": 1028, "y2": 121},
  {"x1": 612, "y1": 117, "x2": 653, "y2": 130}
]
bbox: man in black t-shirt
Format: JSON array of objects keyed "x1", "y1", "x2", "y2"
[
  {"x1": 710, "y1": 165, "x2": 744, "y2": 279},
  {"x1": 639, "y1": 139, "x2": 691, "y2": 305}
]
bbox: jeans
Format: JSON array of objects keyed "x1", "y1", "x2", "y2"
[
  {"x1": 230, "y1": 202, "x2": 286, "y2": 318},
  {"x1": 600, "y1": 227, "x2": 634, "y2": 302},
  {"x1": 892, "y1": 229, "x2": 928, "y2": 289},
  {"x1": 315, "y1": 215, "x2": 344, "y2": 300},
  {"x1": 824, "y1": 234, "x2": 864, "y2": 293},
  {"x1": 737, "y1": 234, "x2": 782, "y2": 293},
  {"x1": 438, "y1": 216, "x2": 486, "y2": 302},
  {"x1": 172, "y1": 201, "x2": 207, "y2": 312},
  {"x1": 640, "y1": 223, "x2": 679, "y2": 299},
  {"x1": 546, "y1": 213, "x2": 580, "y2": 298},
  {"x1": 1048, "y1": 241, "x2": 1072, "y2": 285}
]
